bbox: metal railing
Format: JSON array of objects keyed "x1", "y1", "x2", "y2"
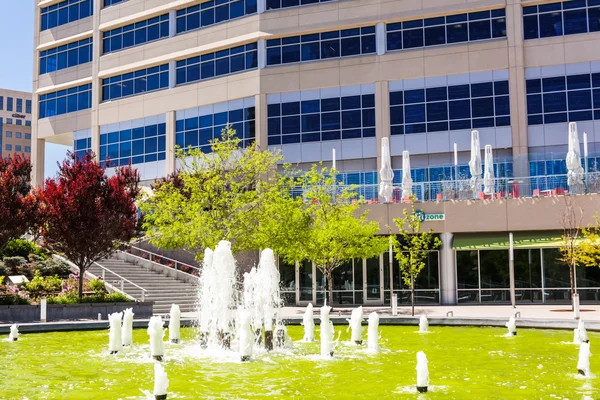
[
  {"x1": 124, "y1": 244, "x2": 201, "y2": 276},
  {"x1": 294, "y1": 172, "x2": 600, "y2": 203},
  {"x1": 93, "y1": 261, "x2": 149, "y2": 302}
]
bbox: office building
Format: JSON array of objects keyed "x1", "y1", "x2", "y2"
[{"x1": 0, "y1": 89, "x2": 32, "y2": 159}]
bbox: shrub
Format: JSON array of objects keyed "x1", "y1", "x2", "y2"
[
  {"x1": 1, "y1": 239, "x2": 48, "y2": 260},
  {"x1": 38, "y1": 258, "x2": 71, "y2": 278},
  {"x1": 47, "y1": 292, "x2": 79, "y2": 304},
  {"x1": 0, "y1": 294, "x2": 30, "y2": 305},
  {"x1": 46, "y1": 291, "x2": 132, "y2": 304},
  {"x1": 104, "y1": 292, "x2": 132, "y2": 302},
  {"x1": 0, "y1": 276, "x2": 4, "y2": 286},
  {"x1": 88, "y1": 278, "x2": 105, "y2": 293},
  {"x1": 3, "y1": 256, "x2": 26, "y2": 273},
  {"x1": 24, "y1": 271, "x2": 62, "y2": 298},
  {"x1": 0, "y1": 262, "x2": 6, "y2": 277}
]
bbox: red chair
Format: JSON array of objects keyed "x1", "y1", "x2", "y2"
[
  {"x1": 436, "y1": 193, "x2": 443, "y2": 202},
  {"x1": 552, "y1": 188, "x2": 565, "y2": 196},
  {"x1": 478, "y1": 192, "x2": 491, "y2": 200}
]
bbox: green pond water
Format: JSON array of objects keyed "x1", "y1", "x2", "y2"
[{"x1": 0, "y1": 325, "x2": 598, "y2": 399}]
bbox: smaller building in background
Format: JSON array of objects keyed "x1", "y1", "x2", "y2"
[{"x1": 0, "y1": 89, "x2": 32, "y2": 159}]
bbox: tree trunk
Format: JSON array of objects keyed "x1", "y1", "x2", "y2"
[
  {"x1": 411, "y1": 274, "x2": 415, "y2": 317},
  {"x1": 569, "y1": 260, "x2": 575, "y2": 312},
  {"x1": 78, "y1": 266, "x2": 85, "y2": 299},
  {"x1": 327, "y1": 269, "x2": 333, "y2": 307}
]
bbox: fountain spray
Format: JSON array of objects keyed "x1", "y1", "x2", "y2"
[
  {"x1": 578, "y1": 319, "x2": 589, "y2": 343},
  {"x1": 108, "y1": 312, "x2": 123, "y2": 354},
  {"x1": 148, "y1": 316, "x2": 165, "y2": 361},
  {"x1": 243, "y1": 267, "x2": 263, "y2": 344},
  {"x1": 320, "y1": 300, "x2": 335, "y2": 357},
  {"x1": 346, "y1": 306, "x2": 364, "y2": 345},
  {"x1": 302, "y1": 303, "x2": 315, "y2": 342},
  {"x1": 8, "y1": 324, "x2": 18, "y2": 341},
  {"x1": 416, "y1": 351, "x2": 429, "y2": 393},
  {"x1": 239, "y1": 309, "x2": 253, "y2": 362},
  {"x1": 122, "y1": 308, "x2": 134, "y2": 347},
  {"x1": 168, "y1": 304, "x2": 181, "y2": 344},
  {"x1": 153, "y1": 363, "x2": 169, "y2": 400},
  {"x1": 577, "y1": 341, "x2": 592, "y2": 377},
  {"x1": 367, "y1": 312, "x2": 379, "y2": 352},
  {"x1": 419, "y1": 315, "x2": 429, "y2": 333},
  {"x1": 198, "y1": 248, "x2": 214, "y2": 348},
  {"x1": 505, "y1": 316, "x2": 517, "y2": 336},
  {"x1": 257, "y1": 249, "x2": 281, "y2": 351},
  {"x1": 574, "y1": 327, "x2": 582, "y2": 345}
]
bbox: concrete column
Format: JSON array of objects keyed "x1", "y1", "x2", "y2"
[
  {"x1": 31, "y1": 0, "x2": 43, "y2": 186},
  {"x1": 257, "y1": 39, "x2": 266, "y2": 70},
  {"x1": 439, "y1": 232, "x2": 456, "y2": 305},
  {"x1": 90, "y1": 0, "x2": 103, "y2": 162},
  {"x1": 254, "y1": 93, "x2": 267, "y2": 151},
  {"x1": 506, "y1": 0, "x2": 529, "y2": 177},
  {"x1": 375, "y1": 81, "x2": 390, "y2": 172},
  {"x1": 375, "y1": 22, "x2": 386, "y2": 56},
  {"x1": 257, "y1": 0, "x2": 266, "y2": 14},
  {"x1": 168, "y1": 61, "x2": 177, "y2": 88},
  {"x1": 169, "y1": 10, "x2": 177, "y2": 37},
  {"x1": 31, "y1": 139, "x2": 45, "y2": 187},
  {"x1": 165, "y1": 111, "x2": 177, "y2": 175}
]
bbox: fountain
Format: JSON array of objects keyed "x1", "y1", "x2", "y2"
[
  {"x1": 153, "y1": 363, "x2": 169, "y2": 400},
  {"x1": 416, "y1": 351, "x2": 429, "y2": 393},
  {"x1": 8, "y1": 324, "x2": 18, "y2": 341},
  {"x1": 198, "y1": 248, "x2": 214, "y2": 348},
  {"x1": 578, "y1": 319, "x2": 589, "y2": 343},
  {"x1": 320, "y1": 301, "x2": 335, "y2": 357},
  {"x1": 108, "y1": 312, "x2": 123, "y2": 354},
  {"x1": 347, "y1": 306, "x2": 364, "y2": 345},
  {"x1": 256, "y1": 249, "x2": 281, "y2": 351},
  {"x1": 169, "y1": 304, "x2": 181, "y2": 344},
  {"x1": 122, "y1": 308, "x2": 134, "y2": 347},
  {"x1": 302, "y1": 303, "x2": 315, "y2": 342},
  {"x1": 148, "y1": 316, "x2": 165, "y2": 361},
  {"x1": 238, "y1": 308, "x2": 254, "y2": 361},
  {"x1": 577, "y1": 341, "x2": 592, "y2": 377},
  {"x1": 367, "y1": 312, "x2": 379, "y2": 352},
  {"x1": 505, "y1": 316, "x2": 517, "y2": 336},
  {"x1": 574, "y1": 327, "x2": 582, "y2": 345},
  {"x1": 419, "y1": 315, "x2": 429, "y2": 333},
  {"x1": 243, "y1": 267, "x2": 262, "y2": 344}
]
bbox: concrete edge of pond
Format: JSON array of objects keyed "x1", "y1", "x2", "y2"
[{"x1": 0, "y1": 316, "x2": 597, "y2": 334}]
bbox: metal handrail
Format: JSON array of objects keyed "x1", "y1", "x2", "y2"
[
  {"x1": 93, "y1": 261, "x2": 149, "y2": 302},
  {"x1": 125, "y1": 244, "x2": 201, "y2": 274}
]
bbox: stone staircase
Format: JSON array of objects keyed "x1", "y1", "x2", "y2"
[{"x1": 88, "y1": 256, "x2": 198, "y2": 314}]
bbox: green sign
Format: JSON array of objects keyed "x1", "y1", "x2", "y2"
[{"x1": 415, "y1": 210, "x2": 445, "y2": 222}]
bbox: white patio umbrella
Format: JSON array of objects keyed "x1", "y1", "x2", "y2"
[
  {"x1": 468, "y1": 130, "x2": 482, "y2": 192},
  {"x1": 483, "y1": 145, "x2": 495, "y2": 195},
  {"x1": 566, "y1": 122, "x2": 584, "y2": 189},
  {"x1": 378, "y1": 137, "x2": 395, "y2": 203},
  {"x1": 401, "y1": 150, "x2": 413, "y2": 199}
]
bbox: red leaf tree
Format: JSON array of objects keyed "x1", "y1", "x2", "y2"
[
  {"x1": 0, "y1": 154, "x2": 36, "y2": 251},
  {"x1": 36, "y1": 152, "x2": 140, "y2": 298}
]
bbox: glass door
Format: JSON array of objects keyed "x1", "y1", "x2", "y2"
[
  {"x1": 297, "y1": 260, "x2": 315, "y2": 305},
  {"x1": 364, "y1": 255, "x2": 384, "y2": 304}
]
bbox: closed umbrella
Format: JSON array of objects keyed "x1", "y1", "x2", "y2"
[
  {"x1": 566, "y1": 122, "x2": 584, "y2": 190},
  {"x1": 401, "y1": 150, "x2": 413, "y2": 199},
  {"x1": 468, "y1": 130, "x2": 482, "y2": 193},
  {"x1": 483, "y1": 145, "x2": 495, "y2": 195},
  {"x1": 378, "y1": 137, "x2": 394, "y2": 203}
]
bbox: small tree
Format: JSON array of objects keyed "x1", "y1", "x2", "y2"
[
  {"x1": 274, "y1": 165, "x2": 388, "y2": 306},
  {"x1": 558, "y1": 196, "x2": 585, "y2": 310},
  {"x1": 36, "y1": 152, "x2": 140, "y2": 298},
  {"x1": 392, "y1": 198, "x2": 441, "y2": 316},
  {"x1": 0, "y1": 154, "x2": 37, "y2": 251},
  {"x1": 140, "y1": 127, "x2": 287, "y2": 259},
  {"x1": 579, "y1": 220, "x2": 600, "y2": 267}
]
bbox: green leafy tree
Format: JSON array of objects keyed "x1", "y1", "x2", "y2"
[
  {"x1": 558, "y1": 196, "x2": 585, "y2": 310},
  {"x1": 140, "y1": 127, "x2": 289, "y2": 259},
  {"x1": 579, "y1": 222, "x2": 600, "y2": 267},
  {"x1": 393, "y1": 198, "x2": 441, "y2": 316},
  {"x1": 273, "y1": 165, "x2": 388, "y2": 306}
]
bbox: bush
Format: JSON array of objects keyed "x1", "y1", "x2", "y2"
[
  {"x1": 0, "y1": 294, "x2": 30, "y2": 305},
  {"x1": 88, "y1": 278, "x2": 105, "y2": 293},
  {"x1": 24, "y1": 271, "x2": 62, "y2": 298},
  {"x1": 104, "y1": 292, "x2": 132, "y2": 302},
  {"x1": 38, "y1": 258, "x2": 71, "y2": 278},
  {"x1": 46, "y1": 291, "x2": 132, "y2": 304},
  {"x1": 1, "y1": 239, "x2": 48, "y2": 260},
  {"x1": 47, "y1": 292, "x2": 79, "y2": 304},
  {"x1": 3, "y1": 256, "x2": 26, "y2": 273},
  {"x1": 0, "y1": 262, "x2": 6, "y2": 277}
]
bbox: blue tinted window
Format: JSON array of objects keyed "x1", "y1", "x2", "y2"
[
  {"x1": 39, "y1": 84, "x2": 92, "y2": 118},
  {"x1": 100, "y1": 119, "x2": 166, "y2": 167},
  {"x1": 104, "y1": 0, "x2": 127, "y2": 6},
  {"x1": 266, "y1": 26, "x2": 376, "y2": 66},
  {"x1": 390, "y1": 78, "x2": 510, "y2": 135},
  {"x1": 102, "y1": 64, "x2": 169, "y2": 101},
  {"x1": 41, "y1": 0, "x2": 93, "y2": 31},
  {"x1": 176, "y1": 43, "x2": 257, "y2": 85},
  {"x1": 103, "y1": 14, "x2": 169, "y2": 53},
  {"x1": 266, "y1": 0, "x2": 337, "y2": 10},
  {"x1": 268, "y1": 91, "x2": 375, "y2": 144},
  {"x1": 523, "y1": 0, "x2": 600, "y2": 40},
  {"x1": 176, "y1": 0, "x2": 257, "y2": 34},
  {"x1": 40, "y1": 38, "x2": 92, "y2": 74},
  {"x1": 386, "y1": 9, "x2": 506, "y2": 51}
]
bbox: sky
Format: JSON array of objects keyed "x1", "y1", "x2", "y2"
[{"x1": 0, "y1": 2, "x2": 70, "y2": 178}]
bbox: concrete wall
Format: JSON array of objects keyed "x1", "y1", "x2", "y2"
[{"x1": 0, "y1": 302, "x2": 153, "y2": 323}]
